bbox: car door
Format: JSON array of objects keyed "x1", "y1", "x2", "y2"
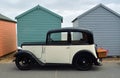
[
  {"x1": 44, "y1": 32, "x2": 70, "y2": 64},
  {"x1": 44, "y1": 45, "x2": 70, "y2": 63}
]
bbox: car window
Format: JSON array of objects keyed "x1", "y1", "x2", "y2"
[
  {"x1": 48, "y1": 31, "x2": 89, "y2": 45},
  {"x1": 71, "y1": 32, "x2": 88, "y2": 45},
  {"x1": 50, "y1": 32, "x2": 61, "y2": 41},
  {"x1": 49, "y1": 32, "x2": 68, "y2": 45},
  {"x1": 72, "y1": 32, "x2": 83, "y2": 40}
]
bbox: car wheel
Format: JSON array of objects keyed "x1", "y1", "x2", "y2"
[
  {"x1": 15, "y1": 55, "x2": 32, "y2": 70},
  {"x1": 75, "y1": 55, "x2": 92, "y2": 70}
]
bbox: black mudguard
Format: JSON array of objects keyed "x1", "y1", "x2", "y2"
[
  {"x1": 72, "y1": 50, "x2": 101, "y2": 66},
  {"x1": 14, "y1": 49, "x2": 44, "y2": 65}
]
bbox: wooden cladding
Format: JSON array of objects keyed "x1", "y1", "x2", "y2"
[{"x1": 0, "y1": 20, "x2": 17, "y2": 57}]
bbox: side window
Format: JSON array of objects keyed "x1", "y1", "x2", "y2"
[
  {"x1": 71, "y1": 32, "x2": 88, "y2": 45},
  {"x1": 49, "y1": 32, "x2": 68, "y2": 45},
  {"x1": 61, "y1": 32, "x2": 67, "y2": 41},
  {"x1": 50, "y1": 33, "x2": 61, "y2": 41},
  {"x1": 72, "y1": 32, "x2": 83, "y2": 40}
]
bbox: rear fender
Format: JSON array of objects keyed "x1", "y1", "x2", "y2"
[{"x1": 72, "y1": 50, "x2": 98, "y2": 65}]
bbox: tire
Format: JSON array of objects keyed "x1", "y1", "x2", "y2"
[
  {"x1": 75, "y1": 55, "x2": 93, "y2": 70},
  {"x1": 15, "y1": 55, "x2": 32, "y2": 70}
]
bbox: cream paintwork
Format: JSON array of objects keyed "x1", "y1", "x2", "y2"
[
  {"x1": 22, "y1": 44, "x2": 97, "y2": 64},
  {"x1": 22, "y1": 46, "x2": 43, "y2": 59},
  {"x1": 69, "y1": 45, "x2": 97, "y2": 63},
  {"x1": 44, "y1": 46, "x2": 70, "y2": 63}
]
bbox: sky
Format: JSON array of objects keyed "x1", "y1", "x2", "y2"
[{"x1": 0, "y1": 0, "x2": 120, "y2": 27}]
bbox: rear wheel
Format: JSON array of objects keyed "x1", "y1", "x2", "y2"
[
  {"x1": 15, "y1": 55, "x2": 32, "y2": 70},
  {"x1": 75, "y1": 55, "x2": 93, "y2": 70}
]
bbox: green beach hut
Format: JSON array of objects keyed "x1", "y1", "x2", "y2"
[{"x1": 15, "y1": 5, "x2": 63, "y2": 46}]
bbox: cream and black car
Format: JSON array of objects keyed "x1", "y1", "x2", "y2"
[{"x1": 14, "y1": 28, "x2": 101, "y2": 70}]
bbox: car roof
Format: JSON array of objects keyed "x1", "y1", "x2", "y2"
[{"x1": 47, "y1": 27, "x2": 93, "y2": 35}]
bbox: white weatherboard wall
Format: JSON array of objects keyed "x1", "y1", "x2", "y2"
[{"x1": 72, "y1": 4, "x2": 120, "y2": 56}]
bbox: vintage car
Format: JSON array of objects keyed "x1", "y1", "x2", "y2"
[{"x1": 14, "y1": 28, "x2": 101, "y2": 70}]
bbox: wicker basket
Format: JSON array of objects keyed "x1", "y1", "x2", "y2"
[{"x1": 97, "y1": 48, "x2": 108, "y2": 58}]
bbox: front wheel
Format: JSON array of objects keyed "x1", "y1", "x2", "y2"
[
  {"x1": 75, "y1": 55, "x2": 93, "y2": 70},
  {"x1": 15, "y1": 55, "x2": 32, "y2": 70}
]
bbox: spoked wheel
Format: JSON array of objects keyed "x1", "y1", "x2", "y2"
[
  {"x1": 15, "y1": 56, "x2": 32, "y2": 70},
  {"x1": 75, "y1": 55, "x2": 93, "y2": 70}
]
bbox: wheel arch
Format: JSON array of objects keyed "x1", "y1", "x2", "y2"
[
  {"x1": 14, "y1": 50, "x2": 34, "y2": 59},
  {"x1": 14, "y1": 50, "x2": 44, "y2": 65},
  {"x1": 72, "y1": 50, "x2": 97, "y2": 65}
]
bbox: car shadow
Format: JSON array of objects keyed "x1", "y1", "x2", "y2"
[
  {"x1": 117, "y1": 62, "x2": 120, "y2": 65},
  {"x1": 12, "y1": 64, "x2": 101, "y2": 71},
  {"x1": 32, "y1": 64, "x2": 75, "y2": 71},
  {"x1": 31, "y1": 64, "x2": 101, "y2": 71}
]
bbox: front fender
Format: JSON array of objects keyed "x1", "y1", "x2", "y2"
[
  {"x1": 14, "y1": 50, "x2": 44, "y2": 65},
  {"x1": 14, "y1": 50, "x2": 33, "y2": 57}
]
